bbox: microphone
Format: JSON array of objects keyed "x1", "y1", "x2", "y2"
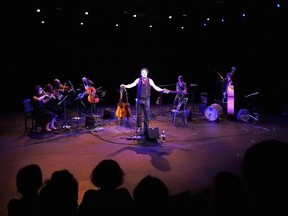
[{"x1": 217, "y1": 71, "x2": 224, "y2": 81}]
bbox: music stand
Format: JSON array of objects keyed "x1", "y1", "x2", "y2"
[
  {"x1": 156, "y1": 92, "x2": 167, "y2": 116},
  {"x1": 58, "y1": 94, "x2": 72, "y2": 130},
  {"x1": 95, "y1": 90, "x2": 107, "y2": 115}
]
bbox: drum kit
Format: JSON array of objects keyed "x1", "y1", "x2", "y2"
[{"x1": 204, "y1": 103, "x2": 223, "y2": 121}]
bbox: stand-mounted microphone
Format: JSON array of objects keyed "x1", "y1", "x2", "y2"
[{"x1": 216, "y1": 71, "x2": 224, "y2": 81}]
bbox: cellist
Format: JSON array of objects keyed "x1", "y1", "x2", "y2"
[{"x1": 80, "y1": 77, "x2": 99, "y2": 114}]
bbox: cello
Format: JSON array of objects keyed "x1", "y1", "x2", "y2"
[
  {"x1": 86, "y1": 83, "x2": 99, "y2": 104},
  {"x1": 115, "y1": 87, "x2": 131, "y2": 122}
]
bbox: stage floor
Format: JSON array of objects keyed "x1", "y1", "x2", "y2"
[{"x1": 1, "y1": 104, "x2": 288, "y2": 215}]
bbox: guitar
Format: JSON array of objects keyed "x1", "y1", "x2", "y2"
[{"x1": 115, "y1": 87, "x2": 131, "y2": 119}]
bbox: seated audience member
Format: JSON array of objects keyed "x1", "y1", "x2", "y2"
[
  {"x1": 133, "y1": 174, "x2": 174, "y2": 216},
  {"x1": 241, "y1": 139, "x2": 288, "y2": 216},
  {"x1": 78, "y1": 159, "x2": 133, "y2": 216},
  {"x1": 205, "y1": 171, "x2": 247, "y2": 216},
  {"x1": 38, "y1": 169, "x2": 79, "y2": 216},
  {"x1": 7, "y1": 164, "x2": 43, "y2": 216}
]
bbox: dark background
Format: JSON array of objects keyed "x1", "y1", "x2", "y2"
[{"x1": 2, "y1": 0, "x2": 287, "y2": 114}]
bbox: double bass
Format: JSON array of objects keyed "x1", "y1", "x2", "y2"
[
  {"x1": 226, "y1": 66, "x2": 236, "y2": 116},
  {"x1": 115, "y1": 87, "x2": 131, "y2": 120}
]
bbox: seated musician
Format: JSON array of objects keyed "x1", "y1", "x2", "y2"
[
  {"x1": 79, "y1": 77, "x2": 98, "y2": 114},
  {"x1": 31, "y1": 85, "x2": 58, "y2": 131},
  {"x1": 43, "y1": 83, "x2": 64, "y2": 117},
  {"x1": 221, "y1": 66, "x2": 236, "y2": 112},
  {"x1": 173, "y1": 75, "x2": 187, "y2": 109},
  {"x1": 52, "y1": 79, "x2": 70, "y2": 99}
]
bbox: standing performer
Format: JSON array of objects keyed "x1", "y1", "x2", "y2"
[
  {"x1": 173, "y1": 75, "x2": 187, "y2": 109},
  {"x1": 221, "y1": 66, "x2": 236, "y2": 115},
  {"x1": 120, "y1": 68, "x2": 169, "y2": 136}
]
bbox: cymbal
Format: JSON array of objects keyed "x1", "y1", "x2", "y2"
[{"x1": 190, "y1": 84, "x2": 198, "y2": 87}]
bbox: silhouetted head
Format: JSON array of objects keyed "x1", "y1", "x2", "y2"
[
  {"x1": 16, "y1": 164, "x2": 43, "y2": 196},
  {"x1": 133, "y1": 175, "x2": 169, "y2": 203},
  {"x1": 241, "y1": 139, "x2": 288, "y2": 210},
  {"x1": 90, "y1": 159, "x2": 124, "y2": 190},
  {"x1": 39, "y1": 169, "x2": 79, "y2": 213}
]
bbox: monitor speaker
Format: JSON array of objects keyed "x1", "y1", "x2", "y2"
[
  {"x1": 146, "y1": 127, "x2": 159, "y2": 140},
  {"x1": 85, "y1": 115, "x2": 95, "y2": 128},
  {"x1": 103, "y1": 108, "x2": 115, "y2": 119}
]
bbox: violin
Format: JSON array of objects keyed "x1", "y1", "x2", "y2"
[
  {"x1": 41, "y1": 89, "x2": 56, "y2": 100},
  {"x1": 59, "y1": 83, "x2": 70, "y2": 93},
  {"x1": 54, "y1": 90, "x2": 63, "y2": 101}
]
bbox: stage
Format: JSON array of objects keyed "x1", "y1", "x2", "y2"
[{"x1": 0, "y1": 104, "x2": 288, "y2": 216}]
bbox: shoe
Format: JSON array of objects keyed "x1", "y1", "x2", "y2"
[
  {"x1": 50, "y1": 126, "x2": 57, "y2": 130},
  {"x1": 45, "y1": 128, "x2": 52, "y2": 132}
]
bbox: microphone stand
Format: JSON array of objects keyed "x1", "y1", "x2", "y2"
[
  {"x1": 58, "y1": 94, "x2": 71, "y2": 130},
  {"x1": 127, "y1": 98, "x2": 142, "y2": 142},
  {"x1": 156, "y1": 92, "x2": 166, "y2": 116},
  {"x1": 215, "y1": 69, "x2": 224, "y2": 102},
  {"x1": 157, "y1": 83, "x2": 176, "y2": 116}
]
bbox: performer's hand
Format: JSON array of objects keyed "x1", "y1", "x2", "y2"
[
  {"x1": 162, "y1": 88, "x2": 170, "y2": 94},
  {"x1": 120, "y1": 84, "x2": 125, "y2": 88}
]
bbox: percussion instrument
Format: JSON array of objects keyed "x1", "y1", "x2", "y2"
[{"x1": 204, "y1": 103, "x2": 223, "y2": 121}]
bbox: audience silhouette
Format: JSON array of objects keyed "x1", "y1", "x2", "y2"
[
  {"x1": 241, "y1": 139, "x2": 288, "y2": 216},
  {"x1": 133, "y1": 174, "x2": 174, "y2": 216},
  {"x1": 78, "y1": 159, "x2": 133, "y2": 216},
  {"x1": 204, "y1": 171, "x2": 247, "y2": 216},
  {"x1": 7, "y1": 164, "x2": 43, "y2": 216},
  {"x1": 7, "y1": 139, "x2": 288, "y2": 216},
  {"x1": 38, "y1": 169, "x2": 79, "y2": 216}
]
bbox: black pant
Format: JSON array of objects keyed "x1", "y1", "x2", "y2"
[{"x1": 136, "y1": 98, "x2": 150, "y2": 132}]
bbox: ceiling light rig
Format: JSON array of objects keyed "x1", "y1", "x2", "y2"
[{"x1": 30, "y1": 2, "x2": 286, "y2": 31}]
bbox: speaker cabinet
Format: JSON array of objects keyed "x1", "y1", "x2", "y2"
[
  {"x1": 145, "y1": 127, "x2": 160, "y2": 141},
  {"x1": 85, "y1": 115, "x2": 95, "y2": 128},
  {"x1": 103, "y1": 108, "x2": 115, "y2": 119}
]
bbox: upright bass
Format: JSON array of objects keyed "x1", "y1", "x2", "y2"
[{"x1": 115, "y1": 87, "x2": 131, "y2": 123}]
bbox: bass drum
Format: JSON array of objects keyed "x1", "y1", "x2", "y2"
[{"x1": 204, "y1": 103, "x2": 223, "y2": 121}]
